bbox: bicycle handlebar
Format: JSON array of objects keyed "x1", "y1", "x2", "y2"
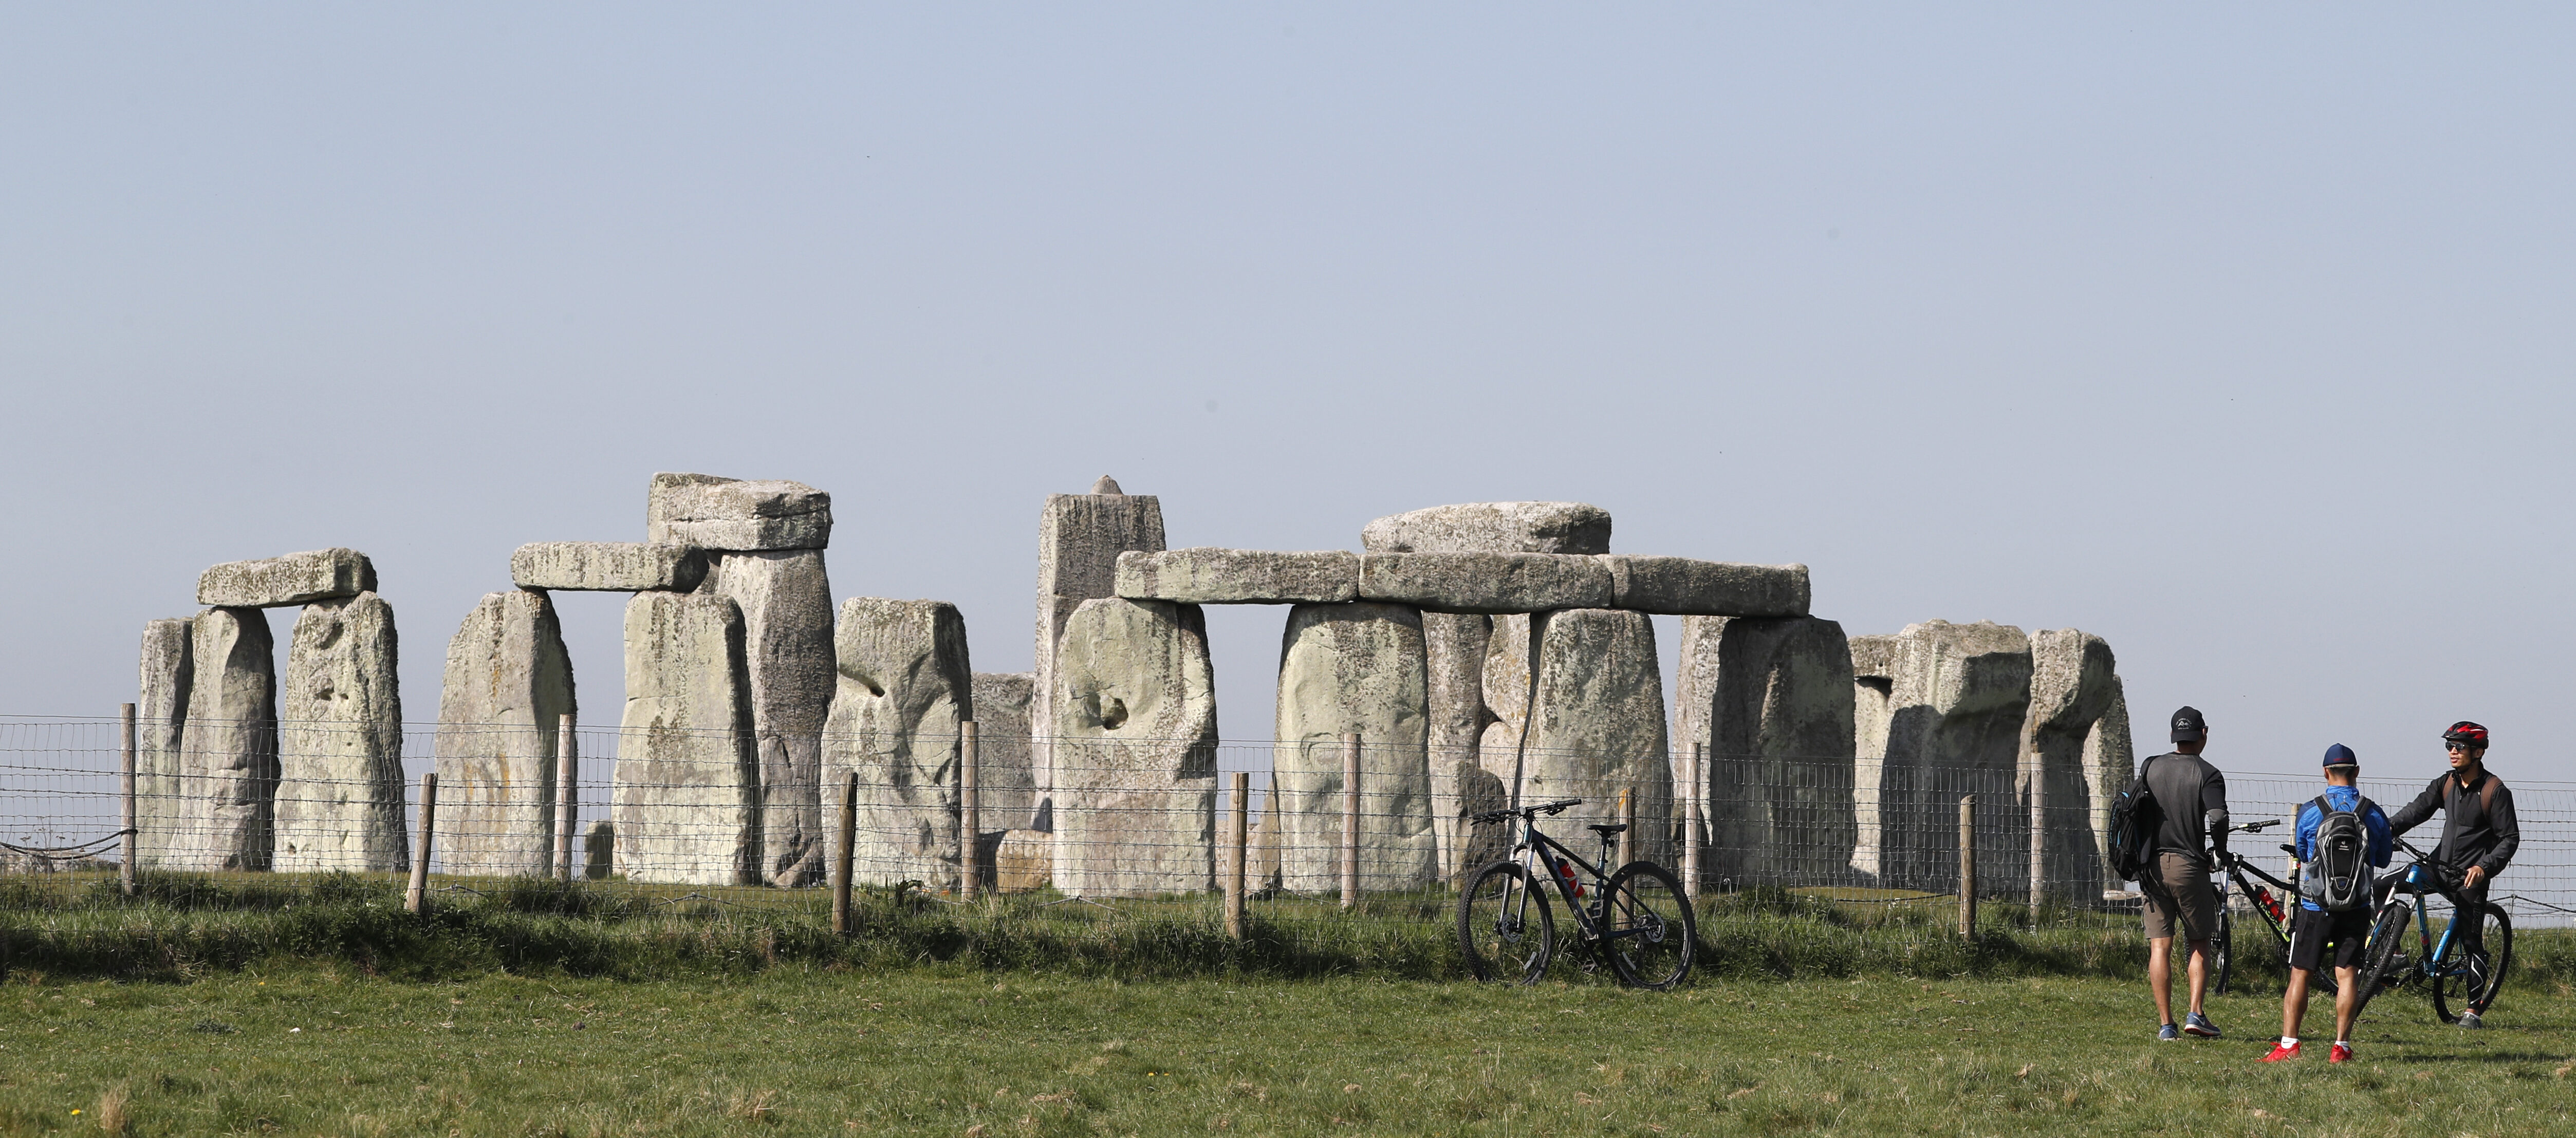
[
  {"x1": 1468, "y1": 798, "x2": 1585, "y2": 826},
  {"x1": 2229, "y1": 818, "x2": 2282, "y2": 833}
]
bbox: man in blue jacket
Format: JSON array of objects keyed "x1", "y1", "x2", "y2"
[{"x1": 2264, "y1": 744, "x2": 2392, "y2": 1064}]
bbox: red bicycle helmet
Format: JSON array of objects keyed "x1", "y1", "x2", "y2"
[{"x1": 2441, "y1": 721, "x2": 2490, "y2": 748}]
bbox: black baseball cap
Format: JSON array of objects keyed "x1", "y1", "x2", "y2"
[{"x1": 2170, "y1": 706, "x2": 2208, "y2": 743}]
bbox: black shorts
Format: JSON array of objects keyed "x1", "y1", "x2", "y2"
[{"x1": 2288, "y1": 906, "x2": 2371, "y2": 972}]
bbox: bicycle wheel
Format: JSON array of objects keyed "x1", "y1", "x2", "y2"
[
  {"x1": 1459, "y1": 861, "x2": 1555, "y2": 985},
  {"x1": 2432, "y1": 903, "x2": 2512, "y2": 1024},
  {"x1": 1601, "y1": 861, "x2": 1696, "y2": 990},
  {"x1": 2211, "y1": 908, "x2": 2233, "y2": 996},
  {"x1": 2359, "y1": 901, "x2": 2412, "y2": 1001}
]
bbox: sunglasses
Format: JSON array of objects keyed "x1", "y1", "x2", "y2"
[{"x1": 2445, "y1": 741, "x2": 2480, "y2": 753}]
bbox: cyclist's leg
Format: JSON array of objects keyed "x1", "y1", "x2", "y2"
[
  {"x1": 2281, "y1": 907, "x2": 2324, "y2": 1041},
  {"x1": 2328, "y1": 909, "x2": 2370, "y2": 1042},
  {"x1": 2143, "y1": 872, "x2": 2180, "y2": 1027}
]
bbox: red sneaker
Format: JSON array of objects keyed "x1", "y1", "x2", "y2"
[
  {"x1": 2262, "y1": 1041, "x2": 2301, "y2": 1062},
  {"x1": 2329, "y1": 1043, "x2": 2352, "y2": 1064}
]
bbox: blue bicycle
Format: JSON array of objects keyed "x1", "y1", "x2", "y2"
[{"x1": 2360, "y1": 836, "x2": 2513, "y2": 1024}]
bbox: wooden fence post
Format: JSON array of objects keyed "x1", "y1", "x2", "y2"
[
  {"x1": 119, "y1": 703, "x2": 137, "y2": 897},
  {"x1": 1618, "y1": 786, "x2": 1636, "y2": 868},
  {"x1": 407, "y1": 773, "x2": 437, "y2": 913},
  {"x1": 1340, "y1": 733, "x2": 1361, "y2": 910},
  {"x1": 1957, "y1": 794, "x2": 1976, "y2": 942},
  {"x1": 1226, "y1": 771, "x2": 1249, "y2": 940},
  {"x1": 555, "y1": 714, "x2": 578, "y2": 883},
  {"x1": 960, "y1": 721, "x2": 980, "y2": 901},
  {"x1": 833, "y1": 772, "x2": 858, "y2": 935}
]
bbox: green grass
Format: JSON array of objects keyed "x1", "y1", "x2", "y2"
[{"x1": 1, "y1": 965, "x2": 2571, "y2": 1135}]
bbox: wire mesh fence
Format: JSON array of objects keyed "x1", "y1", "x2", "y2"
[{"x1": 5, "y1": 714, "x2": 2570, "y2": 933}]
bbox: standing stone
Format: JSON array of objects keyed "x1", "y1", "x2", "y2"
[
  {"x1": 1877, "y1": 621, "x2": 2032, "y2": 892},
  {"x1": 1421, "y1": 612, "x2": 1494, "y2": 881},
  {"x1": 434, "y1": 590, "x2": 576, "y2": 876},
  {"x1": 1049, "y1": 598, "x2": 1216, "y2": 897},
  {"x1": 1451, "y1": 762, "x2": 1514, "y2": 876},
  {"x1": 1272, "y1": 603, "x2": 1438, "y2": 893},
  {"x1": 1675, "y1": 615, "x2": 1857, "y2": 888},
  {"x1": 1033, "y1": 484, "x2": 1166, "y2": 829},
  {"x1": 645, "y1": 473, "x2": 832, "y2": 551},
  {"x1": 615, "y1": 591, "x2": 761, "y2": 885},
  {"x1": 196, "y1": 549, "x2": 376, "y2": 608},
  {"x1": 1846, "y1": 635, "x2": 1899, "y2": 881},
  {"x1": 276, "y1": 593, "x2": 409, "y2": 873},
  {"x1": 178, "y1": 608, "x2": 277, "y2": 871},
  {"x1": 700, "y1": 550, "x2": 835, "y2": 887},
  {"x1": 2083, "y1": 676, "x2": 2137, "y2": 894},
  {"x1": 2022, "y1": 629, "x2": 2119, "y2": 902},
  {"x1": 1514, "y1": 609, "x2": 1671, "y2": 858},
  {"x1": 824, "y1": 599, "x2": 972, "y2": 889},
  {"x1": 135, "y1": 618, "x2": 193, "y2": 869},
  {"x1": 1360, "y1": 502, "x2": 1613, "y2": 555},
  {"x1": 969, "y1": 673, "x2": 1038, "y2": 826},
  {"x1": 1475, "y1": 614, "x2": 1537, "y2": 795}
]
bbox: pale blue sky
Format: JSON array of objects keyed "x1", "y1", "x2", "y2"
[{"x1": 5, "y1": 6, "x2": 2569, "y2": 779}]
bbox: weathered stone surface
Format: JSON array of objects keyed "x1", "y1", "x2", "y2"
[
  {"x1": 177, "y1": 608, "x2": 277, "y2": 871},
  {"x1": 1606, "y1": 557, "x2": 1809, "y2": 618},
  {"x1": 2084, "y1": 677, "x2": 2137, "y2": 893},
  {"x1": 701, "y1": 550, "x2": 835, "y2": 887},
  {"x1": 1357, "y1": 552, "x2": 1613, "y2": 613},
  {"x1": 1513, "y1": 609, "x2": 1671, "y2": 855},
  {"x1": 992, "y1": 829, "x2": 1054, "y2": 892},
  {"x1": 970, "y1": 673, "x2": 1038, "y2": 826},
  {"x1": 1033, "y1": 487, "x2": 1165, "y2": 830},
  {"x1": 1450, "y1": 762, "x2": 1514, "y2": 875},
  {"x1": 434, "y1": 590, "x2": 575, "y2": 876},
  {"x1": 1421, "y1": 612, "x2": 1494, "y2": 881},
  {"x1": 646, "y1": 472, "x2": 832, "y2": 551},
  {"x1": 1114, "y1": 548, "x2": 1358, "y2": 604},
  {"x1": 1250, "y1": 771, "x2": 1282, "y2": 893},
  {"x1": 1875, "y1": 620, "x2": 2032, "y2": 891},
  {"x1": 1272, "y1": 603, "x2": 1438, "y2": 892},
  {"x1": 1049, "y1": 598, "x2": 1216, "y2": 897},
  {"x1": 615, "y1": 591, "x2": 761, "y2": 885},
  {"x1": 1360, "y1": 502, "x2": 1613, "y2": 555},
  {"x1": 196, "y1": 549, "x2": 376, "y2": 609},
  {"x1": 1675, "y1": 615, "x2": 1856, "y2": 887},
  {"x1": 2023, "y1": 629, "x2": 2119, "y2": 900},
  {"x1": 135, "y1": 618, "x2": 192, "y2": 869},
  {"x1": 824, "y1": 599, "x2": 972, "y2": 889},
  {"x1": 510, "y1": 542, "x2": 706, "y2": 592},
  {"x1": 1475, "y1": 614, "x2": 1537, "y2": 792},
  {"x1": 584, "y1": 820, "x2": 614, "y2": 880},
  {"x1": 276, "y1": 593, "x2": 409, "y2": 873},
  {"x1": 1847, "y1": 634, "x2": 1898, "y2": 880}
]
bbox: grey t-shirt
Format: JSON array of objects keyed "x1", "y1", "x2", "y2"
[{"x1": 2142, "y1": 751, "x2": 2229, "y2": 867}]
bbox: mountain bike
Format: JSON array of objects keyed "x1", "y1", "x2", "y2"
[
  {"x1": 1457, "y1": 798, "x2": 1696, "y2": 989},
  {"x1": 2360, "y1": 836, "x2": 2513, "y2": 1024},
  {"x1": 2209, "y1": 819, "x2": 2340, "y2": 997}
]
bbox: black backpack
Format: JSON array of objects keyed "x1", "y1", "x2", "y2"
[
  {"x1": 2299, "y1": 795, "x2": 2373, "y2": 913},
  {"x1": 2108, "y1": 757, "x2": 2165, "y2": 883}
]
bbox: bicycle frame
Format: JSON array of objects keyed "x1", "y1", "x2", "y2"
[
  {"x1": 1492, "y1": 810, "x2": 1645, "y2": 948},
  {"x1": 2376, "y1": 845, "x2": 2472, "y2": 985}
]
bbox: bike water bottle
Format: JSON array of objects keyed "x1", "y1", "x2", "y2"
[{"x1": 1558, "y1": 862, "x2": 1584, "y2": 898}]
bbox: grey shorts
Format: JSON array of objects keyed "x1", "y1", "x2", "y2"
[{"x1": 2141, "y1": 851, "x2": 2220, "y2": 943}]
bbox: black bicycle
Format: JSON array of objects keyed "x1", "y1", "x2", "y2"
[
  {"x1": 1456, "y1": 797, "x2": 1696, "y2": 989},
  {"x1": 2210, "y1": 819, "x2": 2335, "y2": 997},
  {"x1": 2360, "y1": 836, "x2": 2513, "y2": 1024}
]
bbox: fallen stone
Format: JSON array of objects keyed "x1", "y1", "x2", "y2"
[
  {"x1": 991, "y1": 828, "x2": 1054, "y2": 892},
  {"x1": 1034, "y1": 486, "x2": 1166, "y2": 831},
  {"x1": 1360, "y1": 502, "x2": 1613, "y2": 555},
  {"x1": 1049, "y1": 598, "x2": 1217, "y2": 897},
  {"x1": 135, "y1": 618, "x2": 193, "y2": 869},
  {"x1": 824, "y1": 598, "x2": 972, "y2": 889},
  {"x1": 178, "y1": 608, "x2": 278, "y2": 871},
  {"x1": 434, "y1": 590, "x2": 576, "y2": 876},
  {"x1": 970, "y1": 673, "x2": 1039, "y2": 828},
  {"x1": 510, "y1": 542, "x2": 706, "y2": 592},
  {"x1": 1874, "y1": 620, "x2": 2032, "y2": 892},
  {"x1": 276, "y1": 593, "x2": 410, "y2": 873},
  {"x1": 1515, "y1": 609, "x2": 1671, "y2": 857},
  {"x1": 1421, "y1": 612, "x2": 1493, "y2": 882},
  {"x1": 2025, "y1": 629, "x2": 2121, "y2": 895},
  {"x1": 1357, "y1": 552, "x2": 1613, "y2": 613},
  {"x1": 1675, "y1": 615, "x2": 1856, "y2": 887},
  {"x1": 646, "y1": 472, "x2": 832, "y2": 551},
  {"x1": 196, "y1": 549, "x2": 376, "y2": 608},
  {"x1": 1605, "y1": 557, "x2": 1809, "y2": 617},
  {"x1": 1114, "y1": 548, "x2": 1358, "y2": 605},
  {"x1": 701, "y1": 550, "x2": 835, "y2": 887},
  {"x1": 1271, "y1": 603, "x2": 1438, "y2": 893},
  {"x1": 614, "y1": 591, "x2": 762, "y2": 885}
]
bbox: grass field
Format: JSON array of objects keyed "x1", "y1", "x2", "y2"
[{"x1": 2, "y1": 964, "x2": 2571, "y2": 1135}]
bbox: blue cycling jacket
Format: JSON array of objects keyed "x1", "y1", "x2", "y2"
[{"x1": 2293, "y1": 786, "x2": 2393, "y2": 911}]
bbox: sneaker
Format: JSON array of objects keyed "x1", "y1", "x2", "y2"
[
  {"x1": 2457, "y1": 1012, "x2": 2484, "y2": 1030},
  {"x1": 2157, "y1": 1023, "x2": 2181, "y2": 1042},
  {"x1": 2329, "y1": 1042, "x2": 2352, "y2": 1064},
  {"x1": 2183, "y1": 1012, "x2": 2221, "y2": 1039},
  {"x1": 2261, "y1": 1041, "x2": 2300, "y2": 1062}
]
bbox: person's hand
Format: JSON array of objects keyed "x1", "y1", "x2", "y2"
[{"x1": 2464, "y1": 865, "x2": 2487, "y2": 890}]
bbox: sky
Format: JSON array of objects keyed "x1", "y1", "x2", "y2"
[{"x1": 4, "y1": 6, "x2": 2570, "y2": 782}]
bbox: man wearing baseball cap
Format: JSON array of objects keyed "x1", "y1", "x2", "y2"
[
  {"x1": 2140, "y1": 706, "x2": 2232, "y2": 1041},
  {"x1": 2388, "y1": 721, "x2": 2521, "y2": 1028},
  {"x1": 2263, "y1": 744, "x2": 2390, "y2": 1064}
]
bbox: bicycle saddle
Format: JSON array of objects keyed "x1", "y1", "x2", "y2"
[{"x1": 1586, "y1": 823, "x2": 1629, "y2": 836}]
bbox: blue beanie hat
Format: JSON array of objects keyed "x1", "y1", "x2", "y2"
[{"x1": 2323, "y1": 743, "x2": 2359, "y2": 768}]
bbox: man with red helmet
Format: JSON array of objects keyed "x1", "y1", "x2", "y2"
[{"x1": 2387, "y1": 720, "x2": 2521, "y2": 1028}]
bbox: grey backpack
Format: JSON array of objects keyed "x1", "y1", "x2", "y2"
[{"x1": 2298, "y1": 795, "x2": 2372, "y2": 913}]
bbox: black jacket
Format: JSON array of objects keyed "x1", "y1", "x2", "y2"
[{"x1": 2388, "y1": 768, "x2": 2520, "y2": 879}]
